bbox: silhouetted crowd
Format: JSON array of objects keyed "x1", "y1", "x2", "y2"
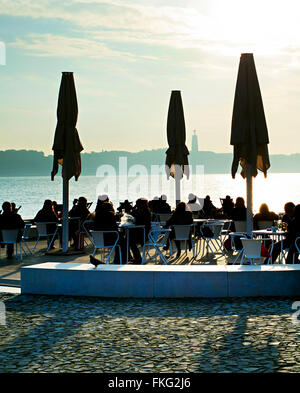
[{"x1": 1, "y1": 193, "x2": 300, "y2": 264}]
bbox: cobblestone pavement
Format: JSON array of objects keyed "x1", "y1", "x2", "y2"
[{"x1": 0, "y1": 294, "x2": 299, "y2": 373}]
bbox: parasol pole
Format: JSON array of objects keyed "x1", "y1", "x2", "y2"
[
  {"x1": 62, "y1": 177, "x2": 69, "y2": 252},
  {"x1": 246, "y1": 163, "x2": 253, "y2": 236},
  {"x1": 174, "y1": 164, "x2": 182, "y2": 206}
]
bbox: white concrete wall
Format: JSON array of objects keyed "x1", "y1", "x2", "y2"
[{"x1": 21, "y1": 263, "x2": 300, "y2": 298}]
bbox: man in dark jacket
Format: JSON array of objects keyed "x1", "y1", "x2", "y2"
[{"x1": 0, "y1": 201, "x2": 25, "y2": 258}]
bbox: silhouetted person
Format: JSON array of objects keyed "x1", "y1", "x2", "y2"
[
  {"x1": 220, "y1": 195, "x2": 234, "y2": 218},
  {"x1": 253, "y1": 203, "x2": 278, "y2": 228},
  {"x1": 129, "y1": 198, "x2": 152, "y2": 264},
  {"x1": 151, "y1": 195, "x2": 171, "y2": 214},
  {"x1": 90, "y1": 201, "x2": 126, "y2": 264},
  {"x1": 0, "y1": 201, "x2": 25, "y2": 259},
  {"x1": 116, "y1": 199, "x2": 133, "y2": 214},
  {"x1": 187, "y1": 193, "x2": 202, "y2": 214},
  {"x1": 69, "y1": 196, "x2": 91, "y2": 249},
  {"x1": 11, "y1": 202, "x2": 21, "y2": 214},
  {"x1": 231, "y1": 197, "x2": 247, "y2": 221},
  {"x1": 34, "y1": 199, "x2": 60, "y2": 249},
  {"x1": 282, "y1": 202, "x2": 295, "y2": 226},
  {"x1": 202, "y1": 195, "x2": 217, "y2": 218},
  {"x1": 164, "y1": 202, "x2": 193, "y2": 258},
  {"x1": 269, "y1": 204, "x2": 300, "y2": 264}
]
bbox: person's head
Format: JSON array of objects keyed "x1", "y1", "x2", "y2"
[
  {"x1": 11, "y1": 202, "x2": 16, "y2": 211},
  {"x1": 96, "y1": 201, "x2": 114, "y2": 215},
  {"x1": 235, "y1": 197, "x2": 245, "y2": 208},
  {"x1": 78, "y1": 196, "x2": 88, "y2": 207},
  {"x1": 160, "y1": 195, "x2": 167, "y2": 202},
  {"x1": 284, "y1": 202, "x2": 295, "y2": 217},
  {"x1": 43, "y1": 199, "x2": 54, "y2": 211},
  {"x1": 135, "y1": 198, "x2": 149, "y2": 211},
  {"x1": 2, "y1": 201, "x2": 12, "y2": 213},
  {"x1": 205, "y1": 195, "x2": 211, "y2": 200},
  {"x1": 175, "y1": 201, "x2": 190, "y2": 214},
  {"x1": 259, "y1": 203, "x2": 269, "y2": 215},
  {"x1": 188, "y1": 193, "x2": 196, "y2": 204}
]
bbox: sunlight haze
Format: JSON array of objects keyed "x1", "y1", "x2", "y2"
[{"x1": 1, "y1": 0, "x2": 300, "y2": 155}]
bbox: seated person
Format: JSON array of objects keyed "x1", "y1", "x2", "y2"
[
  {"x1": 90, "y1": 201, "x2": 126, "y2": 264},
  {"x1": 220, "y1": 195, "x2": 234, "y2": 218},
  {"x1": 34, "y1": 199, "x2": 60, "y2": 249},
  {"x1": 253, "y1": 203, "x2": 278, "y2": 229},
  {"x1": 69, "y1": 196, "x2": 91, "y2": 249},
  {"x1": 129, "y1": 198, "x2": 152, "y2": 264},
  {"x1": 164, "y1": 202, "x2": 193, "y2": 258},
  {"x1": 153, "y1": 195, "x2": 172, "y2": 214},
  {"x1": 0, "y1": 201, "x2": 25, "y2": 259},
  {"x1": 116, "y1": 199, "x2": 133, "y2": 215},
  {"x1": 268, "y1": 204, "x2": 300, "y2": 264},
  {"x1": 202, "y1": 195, "x2": 217, "y2": 218},
  {"x1": 282, "y1": 202, "x2": 295, "y2": 226},
  {"x1": 187, "y1": 193, "x2": 202, "y2": 216}
]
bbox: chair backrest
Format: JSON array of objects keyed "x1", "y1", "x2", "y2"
[
  {"x1": 90, "y1": 230, "x2": 119, "y2": 248},
  {"x1": 159, "y1": 214, "x2": 172, "y2": 223},
  {"x1": 148, "y1": 228, "x2": 170, "y2": 245},
  {"x1": 173, "y1": 225, "x2": 191, "y2": 241},
  {"x1": 257, "y1": 220, "x2": 273, "y2": 230},
  {"x1": 35, "y1": 222, "x2": 57, "y2": 236},
  {"x1": 241, "y1": 238, "x2": 261, "y2": 258},
  {"x1": 1, "y1": 229, "x2": 19, "y2": 243},
  {"x1": 203, "y1": 223, "x2": 224, "y2": 238},
  {"x1": 234, "y1": 221, "x2": 247, "y2": 233}
]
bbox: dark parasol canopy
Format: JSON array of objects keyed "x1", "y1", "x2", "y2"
[
  {"x1": 51, "y1": 72, "x2": 83, "y2": 252},
  {"x1": 230, "y1": 53, "x2": 270, "y2": 233},
  {"x1": 51, "y1": 72, "x2": 83, "y2": 182},
  {"x1": 165, "y1": 90, "x2": 189, "y2": 205}
]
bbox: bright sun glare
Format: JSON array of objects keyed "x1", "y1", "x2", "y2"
[{"x1": 203, "y1": 0, "x2": 300, "y2": 56}]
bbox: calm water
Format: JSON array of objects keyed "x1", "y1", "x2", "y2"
[{"x1": 0, "y1": 173, "x2": 299, "y2": 218}]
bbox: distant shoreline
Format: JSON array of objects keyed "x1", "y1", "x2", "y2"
[{"x1": 1, "y1": 149, "x2": 300, "y2": 176}]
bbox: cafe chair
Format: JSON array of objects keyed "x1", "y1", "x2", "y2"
[
  {"x1": 0, "y1": 229, "x2": 23, "y2": 261},
  {"x1": 32, "y1": 222, "x2": 59, "y2": 252},
  {"x1": 200, "y1": 222, "x2": 224, "y2": 257},
  {"x1": 142, "y1": 228, "x2": 171, "y2": 265},
  {"x1": 89, "y1": 230, "x2": 122, "y2": 264},
  {"x1": 173, "y1": 224, "x2": 195, "y2": 258},
  {"x1": 240, "y1": 238, "x2": 271, "y2": 265}
]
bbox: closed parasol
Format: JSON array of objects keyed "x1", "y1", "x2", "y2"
[
  {"x1": 231, "y1": 53, "x2": 270, "y2": 234},
  {"x1": 51, "y1": 72, "x2": 83, "y2": 252},
  {"x1": 165, "y1": 90, "x2": 189, "y2": 206}
]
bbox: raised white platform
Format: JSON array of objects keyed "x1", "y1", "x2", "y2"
[{"x1": 20, "y1": 263, "x2": 300, "y2": 298}]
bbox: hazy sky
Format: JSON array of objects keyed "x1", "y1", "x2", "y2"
[{"x1": 1, "y1": 0, "x2": 300, "y2": 155}]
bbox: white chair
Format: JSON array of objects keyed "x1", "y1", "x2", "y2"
[
  {"x1": 32, "y1": 222, "x2": 59, "y2": 252},
  {"x1": 200, "y1": 222, "x2": 224, "y2": 257},
  {"x1": 89, "y1": 230, "x2": 122, "y2": 264},
  {"x1": 1, "y1": 229, "x2": 23, "y2": 261},
  {"x1": 173, "y1": 224, "x2": 195, "y2": 257},
  {"x1": 240, "y1": 237, "x2": 271, "y2": 265},
  {"x1": 230, "y1": 221, "x2": 247, "y2": 263},
  {"x1": 142, "y1": 228, "x2": 171, "y2": 265}
]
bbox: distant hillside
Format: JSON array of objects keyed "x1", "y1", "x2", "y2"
[{"x1": 0, "y1": 149, "x2": 300, "y2": 176}]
